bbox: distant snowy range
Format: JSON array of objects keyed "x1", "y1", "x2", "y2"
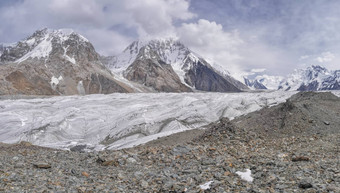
[
  {"x1": 244, "y1": 65, "x2": 340, "y2": 91},
  {"x1": 0, "y1": 28, "x2": 340, "y2": 151}
]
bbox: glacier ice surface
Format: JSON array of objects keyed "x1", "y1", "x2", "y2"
[{"x1": 1, "y1": 91, "x2": 338, "y2": 151}]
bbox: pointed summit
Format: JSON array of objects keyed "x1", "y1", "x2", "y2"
[{"x1": 1, "y1": 28, "x2": 91, "y2": 64}]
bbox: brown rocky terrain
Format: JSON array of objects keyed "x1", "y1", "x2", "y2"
[{"x1": 0, "y1": 92, "x2": 339, "y2": 192}]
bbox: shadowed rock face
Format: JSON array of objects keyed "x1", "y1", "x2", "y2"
[
  {"x1": 0, "y1": 29, "x2": 133, "y2": 95},
  {"x1": 185, "y1": 60, "x2": 241, "y2": 92},
  {"x1": 297, "y1": 81, "x2": 319, "y2": 91},
  {"x1": 125, "y1": 47, "x2": 192, "y2": 92}
]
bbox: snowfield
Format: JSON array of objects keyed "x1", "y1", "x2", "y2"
[{"x1": 0, "y1": 91, "x2": 338, "y2": 151}]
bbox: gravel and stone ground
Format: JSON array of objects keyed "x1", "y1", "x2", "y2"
[{"x1": 0, "y1": 92, "x2": 339, "y2": 192}]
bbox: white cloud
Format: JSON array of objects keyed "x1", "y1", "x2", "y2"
[
  {"x1": 48, "y1": 0, "x2": 105, "y2": 27},
  {"x1": 299, "y1": 55, "x2": 310, "y2": 60},
  {"x1": 316, "y1": 52, "x2": 335, "y2": 63},
  {"x1": 83, "y1": 29, "x2": 133, "y2": 56},
  {"x1": 251, "y1": 68, "x2": 266, "y2": 73},
  {"x1": 126, "y1": 0, "x2": 195, "y2": 37},
  {"x1": 176, "y1": 19, "x2": 300, "y2": 80},
  {"x1": 0, "y1": 0, "x2": 195, "y2": 55},
  {"x1": 177, "y1": 19, "x2": 244, "y2": 79}
]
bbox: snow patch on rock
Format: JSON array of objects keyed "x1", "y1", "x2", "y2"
[
  {"x1": 50, "y1": 76, "x2": 63, "y2": 89},
  {"x1": 236, "y1": 169, "x2": 253, "y2": 182},
  {"x1": 16, "y1": 36, "x2": 52, "y2": 63},
  {"x1": 199, "y1": 181, "x2": 213, "y2": 190},
  {"x1": 63, "y1": 46, "x2": 76, "y2": 64},
  {"x1": 77, "y1": 81, "x2": 85, "y2": 95}
]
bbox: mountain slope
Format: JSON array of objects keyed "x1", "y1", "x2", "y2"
[
  {"x1": 0, "y1": 29, "x2": 133, "y2": 95},
  {"x1": 102, "y1": 38, "x2": 246, "y2": 92}
]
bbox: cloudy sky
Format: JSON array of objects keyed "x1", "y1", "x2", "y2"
[{"x1": 0, "y1": 0, "x2": 340, "y2": 79}]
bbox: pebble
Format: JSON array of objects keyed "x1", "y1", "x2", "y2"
[
  {"x1": 33, "y1": 163, "x2": 51, "y2": 169},
  {"x1": 299, "y1": 180, "x2": 313, "y2": 189},
  {"x1": 323, "y1": 121, "x2": 330, "y2": 125}
]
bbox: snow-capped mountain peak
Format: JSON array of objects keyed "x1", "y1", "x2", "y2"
[
  {"x1": 107, "y1": 38, "x2": 190, "y2": 73},
  {"x1": 0, "y1": 28, "x2": 90, "y2": 64},
  {"x1": 0, "y1": 28, "x2": 134, "y2": 95},
  {"x1": 102, "y1": 37, "x2": 246, "y2": 92}
]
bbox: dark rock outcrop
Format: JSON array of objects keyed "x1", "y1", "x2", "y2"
[{"x1": 185, "y1": 60, "x2": 241, "y2": 92}]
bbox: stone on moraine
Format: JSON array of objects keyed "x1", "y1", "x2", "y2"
[
  {"x1": 81, "y1": 171, "x2": 90, "y2": 177},
  {"x1": 292, "y1": 156, "x2": 310, "y2": 162},
  {"x1": 70, "y1": 145, "x2": 87, "y2": 152},
  {"x1": 127, "y1": 157, "x2": 137, "y2": 164},
  {"x1": 101, "y1": 160, "x2": 120, "y2": 167},
  {"x1": 141, "y1": 180, "x2": 149, "y2": 188},
  {"x1": 19, "y1": 141, "x2": 32, "y2": 147},
  {"x1": 12, "y1": 156, "x2": 19, "y2": 161},
  {"x1": 33, "y1": 163, "x2": 51, "y2": 169},
  {"x1": 172, "y1": 146, "x2": 190, "y2": 155},
  {"x1": 299, "y1": 179, "x2": 313, "y2": 189}
]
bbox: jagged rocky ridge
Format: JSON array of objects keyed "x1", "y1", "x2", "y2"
[{"x1": 102, "y1": 38, "x2": 247, "y2": 92}]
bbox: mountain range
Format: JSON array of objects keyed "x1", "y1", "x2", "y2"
[
  {"x1": 244, "y1": 65, "x2": 340, "y2": 91},
  {"x1": 0, "y1": 29, "x2": 247, "y2": 95},
  {"x1": 0, "y1": 28, "x2": 339, "y2": 95}
]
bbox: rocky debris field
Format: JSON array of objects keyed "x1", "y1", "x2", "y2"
[{"x1": 0, "y1": 92, "x2": 339, "y2": 192}]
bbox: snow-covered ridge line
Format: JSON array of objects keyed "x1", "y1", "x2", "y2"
[
  {"x1": 0, "y1": 91, "x2": 306, "y2": 151},
  {"x1": 8, "y1": 28, "x2": 88, "y2": 64}
]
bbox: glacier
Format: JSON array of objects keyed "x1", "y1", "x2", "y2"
[{"x1": 1, "y1": 91, "x2": 339, "y2": 151}]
